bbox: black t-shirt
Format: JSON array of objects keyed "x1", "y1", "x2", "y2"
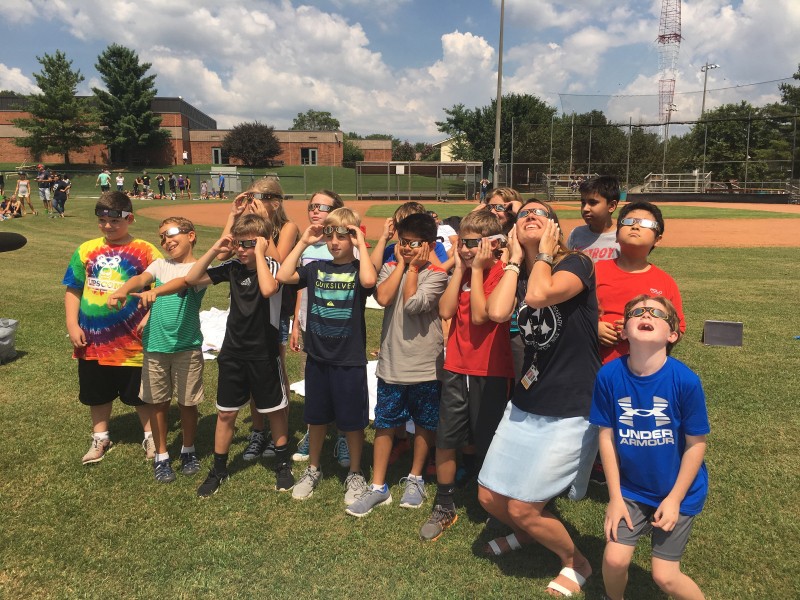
[
  {"x1": 38, "y1": 169, "x2": 51, "y2": 189},
  {"x1": 512, "y1": 253, "x2": 600, "y2": 418},
  {"x1": 207, "y1": 257, "x2": 282, "y2": 360},
  {"x1": 296, "y1": 259, "x2": 374, "y2": 366},
  {"x1": 142, "y1": 175, "x2": 150, "y2": 186},
  {"x1": 52, "y1": 178, "x2": 69, "y2": 201}
]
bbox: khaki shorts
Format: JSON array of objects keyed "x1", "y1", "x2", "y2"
[{"x1": 141, "y1": 349, "x2": 205, "y2": 406}]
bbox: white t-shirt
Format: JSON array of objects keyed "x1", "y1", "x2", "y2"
[{"x1": 436, "y1": 224, "x2": 457, "y2": 253}]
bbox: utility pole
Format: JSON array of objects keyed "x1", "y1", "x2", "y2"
[
  {"x1": 700, "y1": 62, "x2": 720, "y2": 118},
  {"x1": 492, "y1": 0, "x2": 505, "y2": 188}
]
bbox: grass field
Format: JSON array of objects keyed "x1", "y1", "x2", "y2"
[{"x1": 0, "y1": 197, "x2": 798, "y2": 598}]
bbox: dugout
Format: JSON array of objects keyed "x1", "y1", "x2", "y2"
[{"x1": 355, "y1": 161, "x2": 483, "y2": 201}]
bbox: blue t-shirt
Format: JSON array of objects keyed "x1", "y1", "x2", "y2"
[
  {"x1": 589, "y1": 356, "x2": 710, "y2": 515},
  {"x1": 296, "y1": 259, "x2": 374, "y2": 366},
  {"x1": 383, "y1": 242, "x2": 448, "y2": 264}
]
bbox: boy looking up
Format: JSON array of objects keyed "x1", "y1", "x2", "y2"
[
  {"x1": 185, "y1": 214, "x2": 293, "y2": 497},
  {"x1": 277, "y1": 208, "x2": 377, "y2": 505},
  {"x1": 590, "y1": 295, "x2": 709, "y2": 600},
  {"x1": 346, "y1": 213, "x2": 448, "y2": 517},
  {"x1": 107, "y1": 217, "x2": 207, "y2": 483},
  {"x1": 419, "y1": 210, "x2": 514, "y2": 541},
  {"x1": 63, "y1": 192, "x2": 161, "y2": 465},
  {"x1": 567, "y1": 175, "x2": 621, "y2": 262}
]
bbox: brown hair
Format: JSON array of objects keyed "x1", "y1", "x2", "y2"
[
  {"x1": 310, "y1": 189, "x2": 344, "y2": 210},
  {"x1": 393, "y1": 201, "x2": 426, "y2": 225},
  {"x1": 623, "y1": 294, "x2": 682, "y2": 353},
  {"x1": 231, "y1": 214, "x2": 272, "y2": 240},
  {"x1": 159, "y1": 216, "x2": 197, "y2": 246},
  {"x1": 248, "y1": 177, "x2": 291, "y2": 243},
  {"x1": 459, "y1": 209, "x2": 502, "y2": 237},
  {"x1": 96, "y1": 190, "x2": 132, "y2": 212}
]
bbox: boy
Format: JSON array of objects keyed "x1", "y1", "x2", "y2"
[
  {"x1": 346, "y1": 213, "x2": 448, "y2": 517},
  {"x1": 566, "y1": 175, "x2": 621, "y2": 262},
  {"x1": 107, "y1": 217, "x2": 207, "y2": 483},
  {"x1": 590, "y1": 295, "x2": 709, "y2": 600},
  {"x1": 419, "y1": 210, "x2": 514, "y2": 541},
  {"x1": 277, "y1": 208, "x2": 376, "y2": 504},
  {"x1": 595, "y1": 201, "x2": 685, "y2": 365},
  {"x1": 185, "y1": 214, "x2": 293, "y2": 497},
  {"x1": 63, "y1": 191, "x2": 161, "y2": 465}
]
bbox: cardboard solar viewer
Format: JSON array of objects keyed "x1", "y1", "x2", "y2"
[{"x1": 702, "y1": 320, "x2": 743, "y2": 346}]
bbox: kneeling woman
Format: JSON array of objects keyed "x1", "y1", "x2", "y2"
[{"x1": 479, "y1": 199, "x2": 600, "y2": 597}]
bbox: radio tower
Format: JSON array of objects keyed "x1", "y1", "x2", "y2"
[{"x1": 657, "y1": 0, "x2": 682, "y2": 123}]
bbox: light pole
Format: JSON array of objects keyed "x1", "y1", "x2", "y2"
[
  {"x1": 492, "y1": 0, "x2": 505, "y2": 188},
  {"x1": 700, "y1": 62, "x2": 720, "y2": 119}
]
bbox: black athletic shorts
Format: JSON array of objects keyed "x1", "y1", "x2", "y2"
[
  {"x1": 78, "y1": 359, "x2": 144, "y2": 407},
  {"x1": 216, "y1": 352, "x2": 287, "y2": 413}
]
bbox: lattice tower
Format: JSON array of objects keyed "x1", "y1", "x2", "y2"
[{"x1": 657, "y1": 0, "x2": 682, "y2": 123}]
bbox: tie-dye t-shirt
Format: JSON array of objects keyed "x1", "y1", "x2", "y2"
[{"x1": 62, "y1": 237, "x2": 162, "y2": 366}]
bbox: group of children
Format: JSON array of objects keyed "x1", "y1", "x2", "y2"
[{"x1": 64, "y1": 176, "x2": 708, "y2": 600}]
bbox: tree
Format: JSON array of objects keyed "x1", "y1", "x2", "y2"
[
  {"x1": 222, "y1": 121, "x2": 281, "y2": 167},
  {"x1": 342, "y1": 138, "x2": 364, "y2": 162},
  {"x1": 290, "y1": 110, "x2": 340, "y2": 131},
  {"x1": 392, "y1": 141, "x2": 415, "y2": 161},
  {"x1": 779, "y1": 63, "x2": 800, "y2": 109},
  {"x1": 12, "y1": 51, "x2": 100, "y2": 164},
  {"x1": 92, "y1": 44, "x2": 169, "y2": 164}
]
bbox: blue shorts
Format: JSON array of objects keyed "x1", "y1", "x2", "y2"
[
  {"x1": 279, "y1": 316, "x2": 290, "y2": 345},
  {"x1": 304, "y1": 356, "x2": 368, "y2": 432},
  {"x1": 374, "y1": 379, "x2": 440, "y2": 431}
]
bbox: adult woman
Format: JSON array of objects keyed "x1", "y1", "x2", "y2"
[
  {"x1": 15, "y1": 172, "x2": 36, "y2": 215},
  {"x1": 479, "y1": 199, "x2": 600, "y2": 597}
]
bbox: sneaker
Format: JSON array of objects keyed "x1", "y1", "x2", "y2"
[
  {"x1": 388, "y1": 437, "x2": 412, "y2": 465},
  {"x1": 292, "y1": 431, "x2": 310, "y2": 461},
  {"x1": 292, "y1": 466, "x2": 322, "y2": 500},
  {"x1": 343, "y1": 471, "x2": 369, "y2": 506},
  {"x1": 180, "y1": 452, "x2": 201, "y2": 476},
  {"x1": 419, "y1": 504, "x2": 458, "y2": 541},
  {"x1": 262, "y1": 439, "x2": 276, "y2": 458},
  {"x1": 82, "y1": 437, "x2": 113, "y2": 465},
  {"x1": 345, "y1": 485, "x2": 392, "y2": 517},
  {"x1": 154, "y1": 459, "x2": 177, "y2": 483},
  {"x1": 275, "y1": 462, "x2": 295, "y2": 492},
  {"x1": 242, "y1": 430, "x2": 266, "y2": 461},
  {"x1": 334, "y1": 435, "x2": 351, "y2": 469},
  {"x1": 399, "y1": 477, "x2": 427, "y2": 509},
  {"x1": 142, "y1": 436, "x2": 156, "y2": 460},
  {"x1": 197, "y1": 468, "x2": 229, "y2": 498}
]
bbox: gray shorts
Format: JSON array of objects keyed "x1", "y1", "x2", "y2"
[{"x1": 612, "y1": 498, "x2": 696, "y2": 561}]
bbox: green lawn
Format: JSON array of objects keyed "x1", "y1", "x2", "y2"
[{"x1": 0, "y1": 198, "x2": 797, "y2": 598}]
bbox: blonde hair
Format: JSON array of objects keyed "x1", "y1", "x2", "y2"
[
  {"x1": 393, "y1": 201, "x2": 426, "y2": 225},
  {"x1": 459, "y1": 209, "x2": 502, "y2": 237},
  {"x1": 486, "y1": 187, "x2": 523, "y2": 205},
  {"x1": 324, "y1": 207, "x2": 361, "y2": 228},
  {"x1": 249, "y1": 177, "x2": 292, "y2": 243},
  {"x1": 231, "y1": 214, "x2": 272, "y2": 240},
  {"x1": 623, "y1": 294, "x2": 681, "y2": 353}
]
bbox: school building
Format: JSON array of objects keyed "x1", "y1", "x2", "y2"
[{"x1": 0, "y1": 95, "x2": 391, "y2": 167}]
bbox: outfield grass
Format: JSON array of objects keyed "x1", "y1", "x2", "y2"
[{"x1": 0, "y1": 198, "x2": 798, "y2": 598}]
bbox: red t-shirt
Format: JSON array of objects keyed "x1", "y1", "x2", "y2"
[
  {"x1": 595, "y1": 259, "x2": 686, "y2": 364},
  {"x1": 444, "y1": 260, "x2": 514, "y2": 378}
]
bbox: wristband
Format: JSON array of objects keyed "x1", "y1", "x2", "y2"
[
  {"x1": 507, "y1": 261, "x2": 522, "y2": 269},
  {"x1": 535, "y1": 253, "x2": 554, "y2": 266},
  {"x1": 503, "y1": 264, "x2": 520, "y2": 275},
  {"x1": 407, "y1": 266, "x2": 419, "y2": 274}
]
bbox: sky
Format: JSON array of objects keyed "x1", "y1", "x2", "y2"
[{"x1": 2, "y1": 0, "x2": 800, "y2": 142}]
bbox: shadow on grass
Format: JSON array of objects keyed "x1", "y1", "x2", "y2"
[{"x1": 0, "y1": 349, "x2": 28, "y2": 365}]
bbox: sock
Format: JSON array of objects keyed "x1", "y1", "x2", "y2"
[
  {"x1": 93, "y1": 431, "x2": 110, "y2": 441},
  {"x1": 180, "y1": 445, "x2": 195, "y2": 455},
  {"x1": 371, "y1": 483, "x2": 388, "y2": 492},
  {"x1": 213, "y1": 452, "x2": 229, "y2": 474},
  {"x1": 274, "y1": 443, "x2": 289, "y2": 465},
  {"x1": 143, "y1": 431, "x2": 153, "y2": 440},
  {"x1": 462, "y1": 453, "x2": 476, "y2": 473},
  {"x1": 155, "y1": 452, "x2": 169, "y2": 462},
  {"x1": 435, "y1": 483, "x2": 456, "y2": 509},
  {"x1": 408, "y1": 473, "x2": 423, "y2": 483}
]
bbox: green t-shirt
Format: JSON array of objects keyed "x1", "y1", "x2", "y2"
[{"x1": 142, "y1": 259, "x2": 207, "y2": 353}]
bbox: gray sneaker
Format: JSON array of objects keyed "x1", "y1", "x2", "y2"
[
  {"x1": 142, "y1": 436, "x2": 156, "y2": 460},
  {"x1": 242, "y1": 430, "x2": 266, "y2": 461},
  {"x1": 399, "y1": 476, "x2": 427, "y2": 508},
  {"x1": 292, "y1": 466, "x2": 322, "y2": 500},
  {"x1": 419, "y1": 504, "x2": 458, "y2": 541},
  {"x1": 343, "y1": 471, "x2": 369, "y2": 506},
  {"x1": 345, "y1": 485, "x2": 392, "y2": 517}
]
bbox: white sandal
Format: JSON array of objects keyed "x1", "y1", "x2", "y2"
[
  {"x1": 486, "y1": 533, "x2": 523, "y2": 555},
  {"x1": 546, "y1": 567, "x2": 588, "y2": 597}
]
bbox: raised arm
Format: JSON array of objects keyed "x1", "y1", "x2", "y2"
[
  {"x1": 439, "y1": 251, "x2": 464, "y2": 320},
  {"x1": 524, "y1": 220, "x2": 585, "y2": 308},
  {"x1": 469, "y1": 238, "x2": 494, "y2": 325},
  {"x1": 487, "y1": 226, "x2": 523, "y2": 323},
  {"x1": 107, "y1": 271, "x2": 155, "y2": 310},
  {"x1": 375, "y1": 254, "x2": 405, "y2": 307},
  {"x1": 277, "y1": 224, "x2": 323, "y2": 285},
  {"x1": 255, "y1": 237, "x2": 280, "y2": 298},
  {"x1": 351, "y1": 225, "x2": 377, "y2": 289},
  {"x1": 186, "y1": 235, "x2": 231, "y2": 286},
  {"x1": 370, "y1": 218, "x2": 395, "y2": 274}
]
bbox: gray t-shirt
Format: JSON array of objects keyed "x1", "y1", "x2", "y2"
[
  {"x1": 375, "y1": 262, "x2": 449, "y2": 384},
  {"x1": 566, "y1": 225, "x2": 620, "y2": 262}
]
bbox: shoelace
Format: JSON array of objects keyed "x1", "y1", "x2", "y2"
[{"x1": 400, "y1": 478, "x2": 427, "y2": 499}]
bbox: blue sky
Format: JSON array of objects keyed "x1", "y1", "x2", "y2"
[{"x1": 2, "y1": 0, "x2": 799, "y2": 141}]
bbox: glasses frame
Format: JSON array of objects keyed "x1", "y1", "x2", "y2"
[
  {"x1": 488, "y1": 204, "x2": 509, "y2": 212},
  {"x1": 323, "y1": 225, "x2": 354, "y2": 237},
  {"x1": 459, "y1": 238, "x2": 481, "y2": 249},
  {"x1": 308, "y1": 203, "x2": 333, "y2": 213},
  {"x1": 398, "y1": 238, "x2": 426, "y2": 248},
  {"x1": 516, "y1": 208, "x2": 549, "y2": 220},
  {"x1": 159, "y1": 226, "x2": 191, "y2": 244},
  {"x1": 95, "y1": 208, "x2": 132, "y2": 219},
  {"x1": 627, "y1": 306, "x2": 669, "y2": 320},
  {"x1": 236, "y1": 239, "x2": 258, "y2": 248},
  {"x1": 619, "y1": 217, "x2": 660, "y2": 232}
]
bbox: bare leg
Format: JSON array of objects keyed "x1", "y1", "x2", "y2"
[
  {"x1": 371, "y1": 428, "x2": 394, "y2": 486},
  {"x1": 308, "y1": 424, "x2": 327, "y2": 469},
  {"x1": 151, "y1": 402, "x2": 170, "y2": 454},
  {"x1": 435, "y1": 447, "x2": 457, "y2": 484},
  {"x1": 90, "y1": 402, "x2": 113, "y2": 434},
  {"x1": 602, "y1": 541, "x2": 635, "y2": 600},
  {"x1": 651, "y1": 557, "x2": 705, "y2": 600},
  {"x1": 265, "y1": 408, "x2": 289, "y2": 448},
  {"x1": 214, "y1": 410, "x2": 238, "y2": 454},
  {"x1": 179, "y1": 404, "x2": 198, "y2": 447},
  {"x1": 410, "y1": 427, "x2": 435, "y2": 478},
  {"x1": 345, "y1": 429, "x2": 364, "y2": 473},
  {"x1": 134, "y1": 404, "x2": 152, "y2": 434}
]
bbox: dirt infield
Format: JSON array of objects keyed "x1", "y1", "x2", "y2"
[{"x1": 138, "y1": 200, "x2": 800, "y2": 248}]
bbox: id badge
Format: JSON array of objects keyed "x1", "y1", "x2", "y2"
[{"x1": 520, "y1": 362, "x2": 539, "y2": 390}]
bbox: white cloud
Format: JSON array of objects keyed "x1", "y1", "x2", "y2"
[{"x1": 0, "y1": 64, "x2": 38, "y2": 93}]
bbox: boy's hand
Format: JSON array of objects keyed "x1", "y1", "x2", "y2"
[
  {"x1": 67, "y1": 324, "x2": 87, "y2": 349},
  {"x1": 538, "y1": 219, "x2": 560, "y2": 256},
  {"x1": 289, "y1": 325, "x2": 301, "y2": 352},
  {"x1": 471, "y1": 237, "x2": 493, "y2": 271},
  {"x1": 381, "y1": 218, "x2": 395, "y2": 241},
  {"x1": 598, "y1": 321, "x2": 619, "y2": 346},
  {"x1": 255, "y1": 236, "x2": 270, "y2": 256},
  {"x1": 247, "y1": 198, "x2": 269, "y2": 220},
  {"x1": 652, "y1": 496, "x2": 681, "y2": 531},
  {"x1": 453, "y1": 246, "x2": 465, "y2": 272},
  {"x1": 409, "y1": 243, "x2": 430, "y2": 268},
  {"x1": 212, "y1": 234, "x2": 234, "y2": 254},
  {"x1": 301, "y1": 224, "x2": 324, "y2": 245},
  {"x1": 231, "y1": 193, "x2": 250, "y2": 218},
  {"x1": 394, "y1": 247, "x2": 406, "y2": 269},
  {"x1": 106, "y1": 290, "x2": 128, "y2": 311},
  {"x1": 131, "y1": 290, "x2": 157, "y2": 310},
  {"x1": 348, "y1": 225, "x2": 366, "y2": 248},
  {"x1": 604, "y1": 496, "x2": 633, "y2": 542},
  {"x1": 507, "y1": 226, "x2": 524, "y2": 264}
]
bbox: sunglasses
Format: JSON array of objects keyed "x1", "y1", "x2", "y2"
[
  {"x1": 488, "y1": 204, "x2": 510, "y2": 212},
  {"x1": 398, "y1": 238, "x2": 426, "y2": 248},
  {"x1": 460, "y1": 238, "x2": 481, "y2": 249},
  {"x1": 159, "y1": 226, "x2": 191, "y2": 244},
  {"x1": 95, "y1": 208, "x2": 132, "y2": 219},
  {"x1": 308, "y1": 203, "x2": 333, "y2": 213},
  {"x1": 250, "y1": 192, "x2": 281, "y2": 200},
  {"x1": 619, "y1": 217, "x2": 660, "y2": 232},
  {"x1": 323, "y1": 225, "x2": 354, "y2": 236},
  {"x1": 627, "y1": 306, "x2": 669, "y2": 320},
  {"x1": 236, "y1": 239, "x2": 258, "y2": 248},
  {"x1": 516, "y1": 208, "x2": 549, "y2": 220}
]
